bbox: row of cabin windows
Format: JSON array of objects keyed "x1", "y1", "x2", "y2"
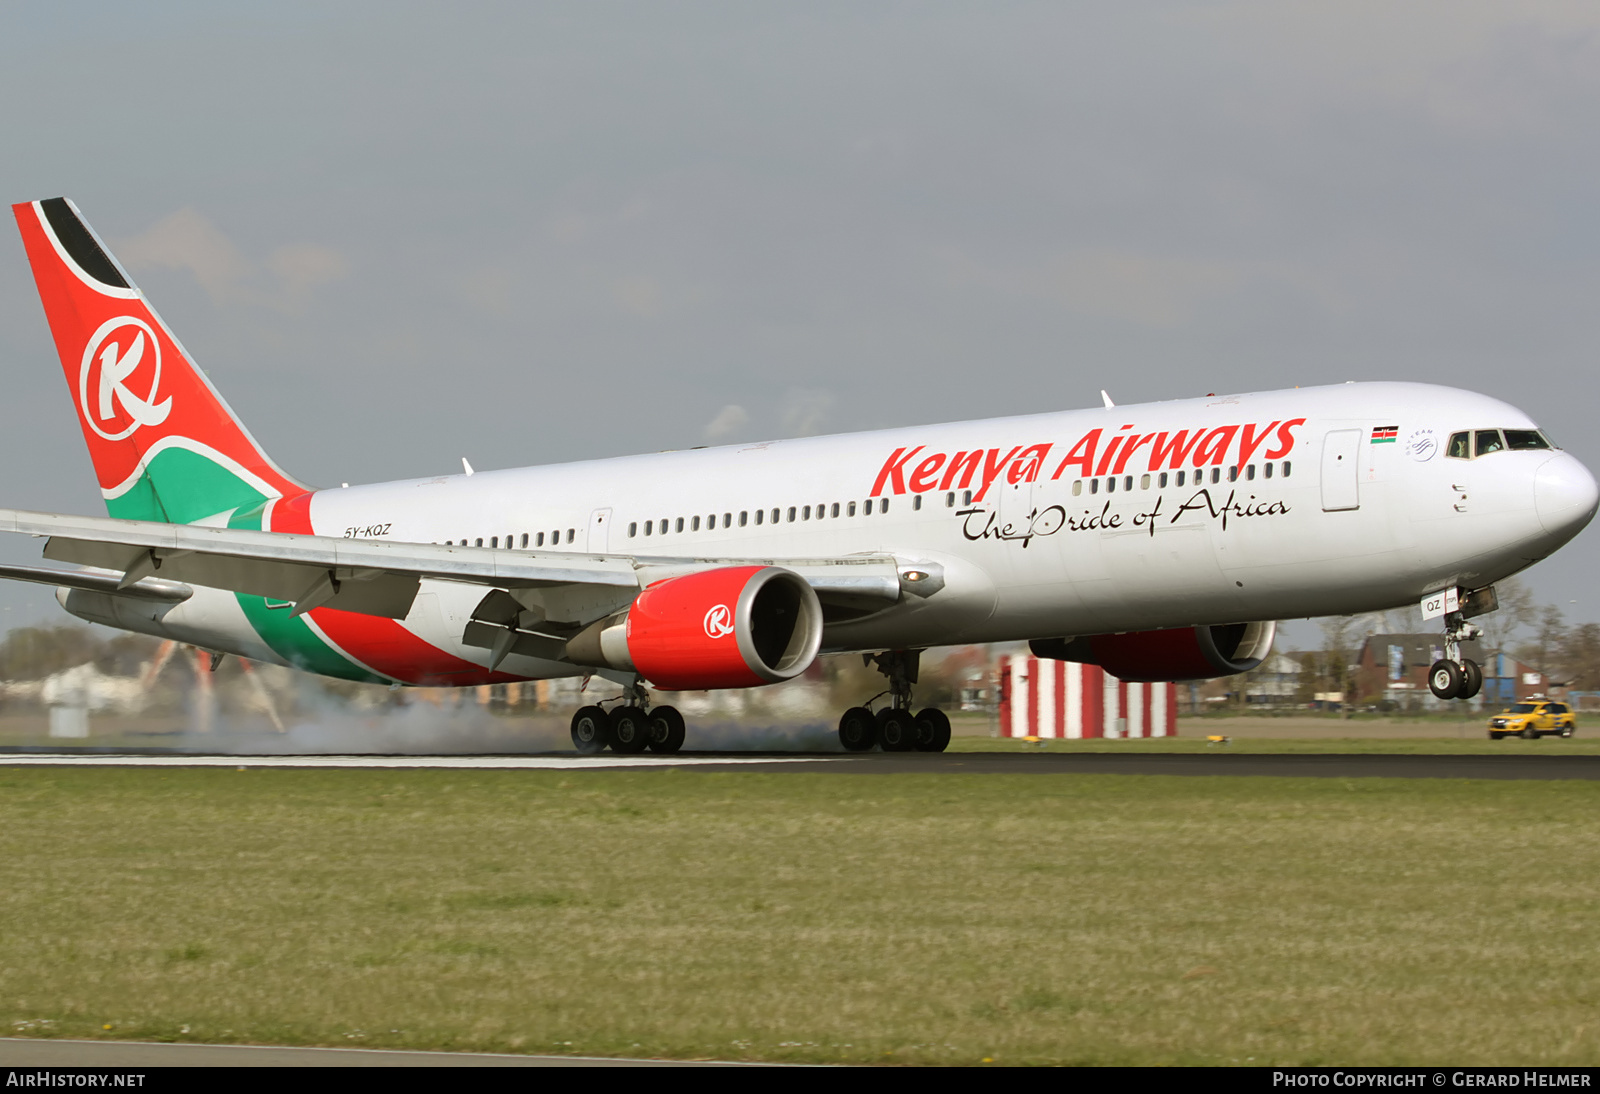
[
  {"x1": 1071, "y1": 461, "x2": 1293, "y2": 496},
  {"x1": 629, "y1": 497, "x2": 898, "y2": 538},
  {"x1": 434, "y1": 465, "x2": 1296, "y2": 550},
  {"x1": 443, "y1": 529, "x2": 575, "y2": 549},
  {"x1": 1446, "y1": 429, "x2": 1552, "y2": 459}
]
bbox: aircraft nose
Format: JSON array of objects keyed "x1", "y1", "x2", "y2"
[{"x1": 1535, "y1": 452, "x2": 1600, "y2": 538}]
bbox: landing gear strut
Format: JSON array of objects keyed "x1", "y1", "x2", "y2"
[
  {"x1": 568, "y1": 677, "x2": 685, "y2": 754},
  {"x1": 1428, "y1": 610, "x2": 1483, "y2": 701},
  {"x1": 837, "y1": 649, "x2": 952, "y2": 753}
]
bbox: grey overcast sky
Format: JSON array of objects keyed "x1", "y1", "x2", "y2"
[{"x1": 0, "y1": 2, "x2": 1597, "y2": 639}]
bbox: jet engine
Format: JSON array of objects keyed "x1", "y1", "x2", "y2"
[
  {"x1": 1030, "y1": 621, "x2": 1276, "y2": 682},
  {"x1": 566, "y1": 565, "x2": 824, "y2": 690}
]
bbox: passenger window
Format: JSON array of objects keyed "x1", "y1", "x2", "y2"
[
  {"x1": 962, "y1": 491, "x2": 973, "y2": 505},
  {"x1": 945, "y1": 492, "x2": 955, "y2": 508},
  {"x1": 1123, "y1": 475, "x2": 1133, "y2": 491},
  {"x1": 739, "y1": 511, "x2": 748, "y2": 526},
  {"x1": 1159, "y1": 472, "x2": 1168, "y2": 488},
  {"x1": 521, "y1": 533, "x2": 529, "y2": 548},
  {"x1": 1227, "y1": 466, "x2": 1238, "y2": 483},
  {"x1": 913, "y1": 495, "x2": 922, "y2": 511},
  {"x1": 1072, "y1": 480, "x2": 1083, "y2": 496},
  {"x1": 831, "y1": 503, "x2": 840, "y2": 518},
  {"x1": 771, "y1": 508, "x2": 780, "y2": 524},
  {"x1": 1211, "y1": 467, "x2": 1221, "y2": 484},
  {"x1": 1140, "y1": 474, "x2": 1150, "y2": 490},
  {"x1": 1176, "y1": 470, "x2": 1186, "y2": 487},
  {"x1": 491, "y1": 537, "x2": 498, "y2": 548},
  {"x1": 628, "y1": 523, "x2": 637, "y2": 538},
  {"x1": 881, "y1": 498, "x2": 890, "y2": 513},
  {"x1": 787, "y1": 507, "x2": 796, "y2": 523},
  {"x1": 1504, "y1": 429, "x2": 1550, "y2": 451},
  {"x1": 724, "y1": 513, "x2": 732, "y2": 527},
  {"x1": 847, "y1": 502, "x2": 857, "y2": 517},
  {"x1": 692, "y1": 515, "x2": 701, "y2": 531},
  {"x1": 475, "y1": 538, "x2": 483, "y2": 547},
  {"x1": 1282, "y1": 461, "x2": 1292, "y2": 478},
  {"x1": 1246, "y1": 464, "x2": 1256, "y2": 481},
  {"x1": 1263, "y1": 463, "x2": 1272, "y2": 479},
  {"x1": 1107, "y1": 476, "x2": 1116, "y2": 493},
  {"x1": 1090, "y1": 478, "x2": 1099, "y2": 494},
  {"x1": 862, "y1": 502, "x2": 871, "y2": 516},
  {"x1": 674, "y1": 517, "x2": 684, "y2": 533},
  {"x1": 802, "y1": 506, "x2": 810, "y2": 521},
  {"x1": 566, "y1": 529, "x2": 575, "y2": 543},
  {"x1": 1447, "y1": 432, "x2": 1471, "y2": 459},
  {"x1": 536, "y1": 532, "x2": 545, "y2": 546},
  {"x1": 755, "y1": 509, "x2": 764, "y2": 525}
]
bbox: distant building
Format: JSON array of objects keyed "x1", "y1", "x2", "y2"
[{"x1": 1242, "y1": 652, "x2": 1302, "y2": 705}]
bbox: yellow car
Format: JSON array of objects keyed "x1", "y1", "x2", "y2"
[{"x1": 1487, "y1": 700, "x2": 1576, "y2": 740}]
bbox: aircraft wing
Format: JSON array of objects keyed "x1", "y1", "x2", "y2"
[{"x1": 0, "y1": 508, "x2": 908, "y2": 624}]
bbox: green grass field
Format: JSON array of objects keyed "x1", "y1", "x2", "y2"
[{"x1": 1, "y1": 767, "x2": 1597, "y2": 1065}]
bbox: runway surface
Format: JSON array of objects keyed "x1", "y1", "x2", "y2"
[
  {"x1": 2, "y1": 749, "x2": 1598, "y2": 779},
  {"x1": 0, "y1": 1037, "x2": 749, "y2": 1067}
]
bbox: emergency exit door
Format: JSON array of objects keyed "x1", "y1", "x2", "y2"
[{"x1": 1320, "y1": 430, "x2": 1361, "y2": 511}]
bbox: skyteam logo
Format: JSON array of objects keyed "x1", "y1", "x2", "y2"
[
  {"x1": 703, "y1": 604, "x2": 735, "y2": 639},
  {"x1": 78, "y1": 316, "x2": 172, "y2": 441}
]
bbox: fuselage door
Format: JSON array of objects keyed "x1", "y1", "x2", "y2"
[
  {"x1": 587, "y1": 508, "x2": 613, "y2": 554},
  {"x1": 1320, "y1": 429, "x2": 1361, "y2": 511}
]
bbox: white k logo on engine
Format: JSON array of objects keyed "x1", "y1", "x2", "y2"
[
  {"x1": 78, "y1": 316, "x2": 172, "y2": 440},
  {"x1": 703, "y1": 604, "x2": 735, "y2": 639}
]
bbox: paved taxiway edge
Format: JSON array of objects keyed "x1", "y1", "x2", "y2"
[
  {"x1": 0, "y1": 750, "x2": 1597, "y2": 779},
  {"x1": 0, "y1": 1037, "x2": 766, "y2": 1067}
]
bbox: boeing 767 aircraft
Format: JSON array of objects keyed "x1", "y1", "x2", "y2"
[{"x1": 3, "y1": 197, "x2": 1594, "y2": 753}]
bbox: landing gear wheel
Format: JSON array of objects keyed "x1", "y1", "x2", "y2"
[
  {"x1": 878, "y1": 708, "x2": 916, "y2": 752},
  {"x1": 646, "y1": 705, "x2": 686, "y2": 754},
  {"x1": 1428, "y1": 660, "x2": 1464, "y2": 700},
  {"x1": 610, "y1": 706, "x2": 651, "y2": 753},
  {"x1": 1521, "y1": 725, "x2": 1539, "y2": 740},
  {"x1": 571, "y1": 705, "x2": 611, "y2": 754},
  {"x1": 1459, "y1": 658, "x2": 1483, "y2": 700},
  {"x1": 913, "y1": 708, "x2": 952, "y2": 753},
  {"x1": 838, "y1": 706, "x2": 878, "y2": 752}
]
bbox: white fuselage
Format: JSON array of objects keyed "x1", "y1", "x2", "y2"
[{"x1": 65, "y1": 381, "x2": 1598, "y2": 684}]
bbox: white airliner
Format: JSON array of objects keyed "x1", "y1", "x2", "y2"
[{"x1": 3, "y1": 197, "x2": 1595, "y2": 753}]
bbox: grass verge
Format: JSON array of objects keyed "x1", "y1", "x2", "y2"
[{"x1": 0, "y1": 768, "x2": 1596, "y2": 1065}]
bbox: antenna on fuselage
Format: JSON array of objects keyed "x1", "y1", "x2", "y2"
[
  {"x1": 462, "y1": 458, "x2": 475, "y2": 477},
  {"x1": 1101, "y1": 390, "x2": 1115, "y2": 408}
]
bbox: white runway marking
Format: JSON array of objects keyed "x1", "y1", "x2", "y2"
[{"x1": 0, "y1": 753, "x2": 826, "y2": 769}]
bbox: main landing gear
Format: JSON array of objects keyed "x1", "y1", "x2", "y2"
[
  {"x1": 1428, "y1": 611, "x2": 1484, "y2": 701},
  {"x1": 837, "y1": 649, "x2": 952, "y2": 753},
  {"x1": 570, "y1": 677, "x2": 686, "y2": 755}
]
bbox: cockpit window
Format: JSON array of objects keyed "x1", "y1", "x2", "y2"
[
  {"x1": 1447, "y1": 432, "x2": 1470, "y2": 459},
  {"x1": 1475, "y1": 430, "x2": 1504, "y2": 457},
  {"x1": 1504, "y1": 429, "x2": 1551, "y2": 451}
]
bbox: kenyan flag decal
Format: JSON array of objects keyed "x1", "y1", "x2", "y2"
[{"x1": 1370, "y1": 425, "x2": 1398, "y2": 444}]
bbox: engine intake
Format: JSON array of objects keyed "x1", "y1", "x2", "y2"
[
  {"x1": 566, "y1": 565, "x2": 824, "y2": 690},
  {"x1": 1030, "y1": 621, "x2": 1276, "y2": 682}
]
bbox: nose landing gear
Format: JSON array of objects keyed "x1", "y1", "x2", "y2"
[
  {"x1": 1428, "y1": 611, "x2": 1484, "y2": 701},
  {"x1": 835, "y1": 650, "x2": 952, "y2": 753}
]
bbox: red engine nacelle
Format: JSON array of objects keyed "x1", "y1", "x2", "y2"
[
  {"x1": 1030, "y1": 621, "x2": 1276, "y2": 682},
  {"x1": 566, "y1": 565, "x2": 824, "y2": 691}
]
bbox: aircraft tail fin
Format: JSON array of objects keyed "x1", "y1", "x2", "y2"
[{"x1": 11, "y1": 198, "x2": 306, "y2": 524}]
